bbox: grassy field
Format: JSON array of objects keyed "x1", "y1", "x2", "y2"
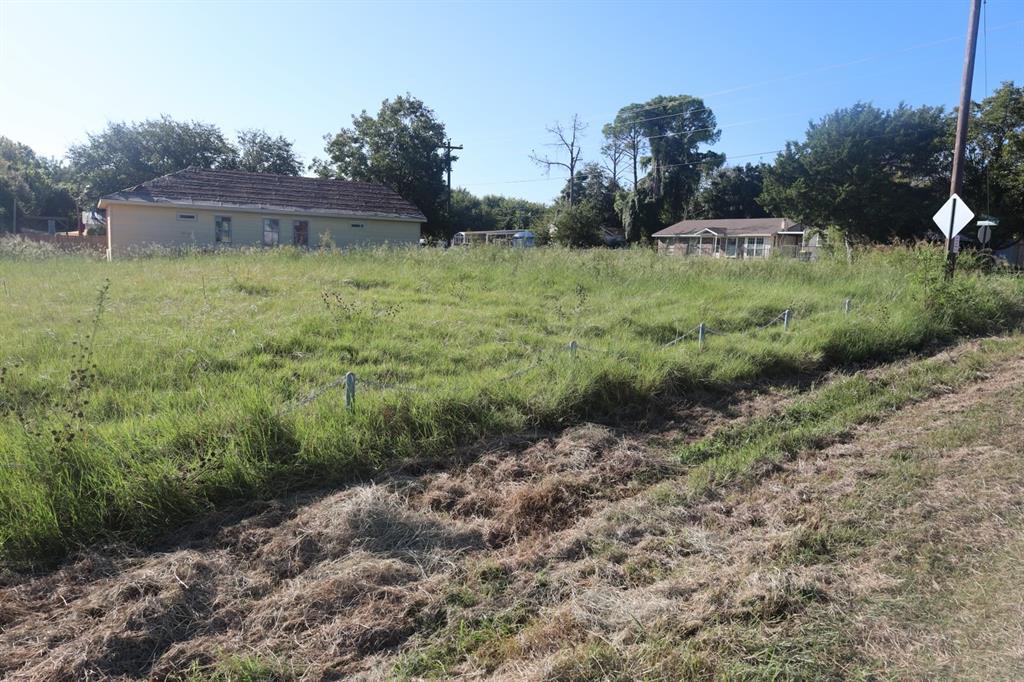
[{"x1": 1, "y1": 240, "x2": 1022, "y2": 567}]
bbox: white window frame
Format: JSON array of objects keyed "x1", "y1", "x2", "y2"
[
  {"x1": 744, "y1": 237, "x2": 766, "y2": 258},
  {"x1": 725, "y1": 237, "x2": 738, "y2": 257},
  {"x1": 215, "y1": 215, "x2": 232, "y2": 244},
  {"x1": 262, "y1": 218, "x2": 280, "y2": 246}
]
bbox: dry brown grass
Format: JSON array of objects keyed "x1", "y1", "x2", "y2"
[{"x1": 0, "y1": 419, "x2": 685, "y2": 680}]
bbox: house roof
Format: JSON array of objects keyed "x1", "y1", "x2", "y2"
[
  {"x1": 98, "y1": 168, "x2": 426, "y2": 222},
  {"x1": 653, "y1": 217, "x2": 803, "y2": 238}
]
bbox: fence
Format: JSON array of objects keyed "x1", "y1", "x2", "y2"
[
  {"x1": 15, "y1": 231, "x2": 107, "y2": 254},
  {"x1": 282, "y1": 298, "x2": 857, "y2": 415}
]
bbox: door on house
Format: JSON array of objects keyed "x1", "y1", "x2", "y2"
[{"x1": 293, "y1": 220, "x2": 309, "y2": 247}]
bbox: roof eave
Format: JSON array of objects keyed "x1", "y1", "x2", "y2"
[{"x1": 98, "y1": 196, "x2": 425, "y2": 223}]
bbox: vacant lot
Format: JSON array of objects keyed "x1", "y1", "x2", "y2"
[{"x1": 1, "y1": 242, "x2": 1022, "y2": 568}]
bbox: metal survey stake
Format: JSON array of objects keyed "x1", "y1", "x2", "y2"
[{"x1": 345, "y1": 372, "x2": 356, "y2": 411}]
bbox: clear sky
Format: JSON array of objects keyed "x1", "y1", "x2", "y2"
[{"x1": 1, "y1": 0, "x2": 1021, "y2": 203}]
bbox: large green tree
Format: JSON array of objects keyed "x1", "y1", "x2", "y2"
[
  {"x1": 604, "y1": 104, "x2": 649, "y2": 191},
  {"x1": 450, "y1": 188, "x2": 547, "y2": 233},
  {"x1": 602, "y1": 95, "x2": 722, "y2": 240},
  {"x1": 760, "y1": 102, "x2": 948, "y2": 242},
  {"x1": 963, "y1": 81, "x2": 1024, "y2": 242},
  {"x1": 232, "y1": 129, "x2": 303, "y2": 176},
  {"x1": 558, "y1": 162, "x2": 621, "y2": 231},
  {"x1": 315, "y1": 94, "x2": 448, "y2": 234},
  {"x1": 67, "y1": 116, "x2": 237, "y2": 205},
  {"x1": 634, "y1": 95, "x2": 723, "y2": 224},
  {"x1": 0, "y1": 137, "x2": 76, "y2": 231},
  {"x1": 550, "y1": 201, "x2": 604, "y2": 248},
  {"x1": 694, "y1": 163, "x2": 769, "y2": 219}
]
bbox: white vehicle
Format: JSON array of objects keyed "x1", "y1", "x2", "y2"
[{"x1": 451, "y1": 230, "x2": 535, "y2": 248}]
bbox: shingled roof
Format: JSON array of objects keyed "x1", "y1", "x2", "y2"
[
  {"x1": 653, "y1": 217, "x2": 803, "y2": 238},
  {"x1": 99, "y1": 168, "x2": 426, "y2": 221}
]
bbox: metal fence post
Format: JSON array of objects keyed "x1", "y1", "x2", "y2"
[
  {"x1": 783, "y1": 309, "x2": 791, "y2": 331},
  {"x1": 569, "y1": 340, "x2": 578, "y2": 357},
  {"x1": 843, "y1": 298, "x2": 851, "y2": 315},
  {"x1": 345, "y1": 372, "x2": 356, "y2": 411},
  {"x1": 698, "y1": 322, "x2": 706, "y2": 351}
]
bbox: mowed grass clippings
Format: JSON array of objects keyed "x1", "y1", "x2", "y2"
[{"x1": 0, "y1": 241, "x2": 1022, "y2": 567}]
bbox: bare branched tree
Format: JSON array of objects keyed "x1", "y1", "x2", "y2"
[{"x1": 530, "y1": 115, "x2": 587, "y2": 206}]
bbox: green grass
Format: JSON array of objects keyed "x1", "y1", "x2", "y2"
[
  {"x1": 1, "y1": 242, "x2": 1022, "y2": 567},
  {"x1": 392, "y1": 607, "x2": 534, "y2": 679},
  {"x1": 179, "y1": 653, "x2": 298, "y2": 681},
  {"x1": 679, "y1": 335, "x2": 1023, "y2": 494}
]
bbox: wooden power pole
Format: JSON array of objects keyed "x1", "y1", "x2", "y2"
[
  {"x1": 946, "y1": 0, "x2": 983, "y2": 278},
  {"x1": 440, "y1": 138, "x2": 463, "y2": 230}
]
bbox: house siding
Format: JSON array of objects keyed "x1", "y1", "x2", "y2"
[{"x1": 106, "y1": 203, "x2": 420, "y2": 257}]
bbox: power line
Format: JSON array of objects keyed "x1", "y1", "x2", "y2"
[
  {"x1": 459, "y1": 19, "x2": 1024, "y2": 147},
  {"x1": 468, "y1": 151, "x2": 781, "y2": 187},
  {"x1": 659, "y1": 149, "x2": 786, "y2": 171},
  {"x1": 602, "y1": 19, "x2": 1022, "y2": 120},
  {"x1": 468, "y1": 125, "x2": 917, "y2": 184},
  {"x1": 645, "y1": 112, "x2": 802, "y2": 142},
  {"x1": 463, "y1": 17, "x2": 1023, "y2": 191},
  {"x1": 472, "y1": 111, "x2": 800, "y2": 182}
]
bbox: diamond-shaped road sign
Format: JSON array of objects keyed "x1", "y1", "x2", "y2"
[{"x1": 932, "y1": 193, "x2": 975, "y2": 239}]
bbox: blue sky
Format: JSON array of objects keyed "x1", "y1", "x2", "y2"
[{"x1": 1, "y1": 0, "x2": 1021, "y2": 203}]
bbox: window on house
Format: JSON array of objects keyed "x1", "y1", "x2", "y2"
[
  {"x1": 177, "y1": 213, "x2": 197, "y2": 222},
  {"x1": 725, "y1": 238, "x2": 738, "y2": 257},
  {"x1": 351, "y1": 223, "x2": 365, "y2": 229},
  {"x1": 293, "y1": 220, "x2": 309, "y2": 247},
  {"x1": 215, "y1": 216, "x2": 232, "y2": 244},
  {"x1": 744, "y1": 237, "x2": 766, "y2": 258},
  {"x1": 262, "y1": 218, "x2": 280, "y2": 246}
]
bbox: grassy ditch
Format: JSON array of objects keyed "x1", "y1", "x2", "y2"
[
  {"x1": 1, "y1": 242, "x2": 1022, "y2": 567},
  {"x1": 679, "y1": 335, "x2": 1022, "y2": 494},
  {"x1": 387, "y1": 336, "x2": 1024, "y2": 680}
]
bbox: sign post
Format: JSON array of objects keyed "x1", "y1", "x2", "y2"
[
  {"x1": 977, "y1": 218, "x2": 997, "y2": 248},
  {"x1": 943, "y1": 0, "x2": 982, "y2": 279},
  {"x1": 933, "y1": 193, "x2": 975, "y2": 276}
]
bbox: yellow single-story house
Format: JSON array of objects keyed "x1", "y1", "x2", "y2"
[{"x1": 97, "y1": 168, "x2": 425, "y2": 258}]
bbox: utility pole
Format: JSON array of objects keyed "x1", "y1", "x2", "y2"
[
  {"x1": 946, "y1": 0, "x2": 982, "y2": 279},
  {"x1": 439, "y1": 138, "x2": 463, "y2": 230}
]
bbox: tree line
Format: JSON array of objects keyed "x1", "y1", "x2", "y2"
[
  {"x1": 0, "y1": 119, "x2": 303, "y2": 231},
  {"x1": 1, "y1": 84, "x2": 1021, "y2": 245},
  {"x1": 542, "y1": 82, "x2": 1022, "y2": 246}
]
